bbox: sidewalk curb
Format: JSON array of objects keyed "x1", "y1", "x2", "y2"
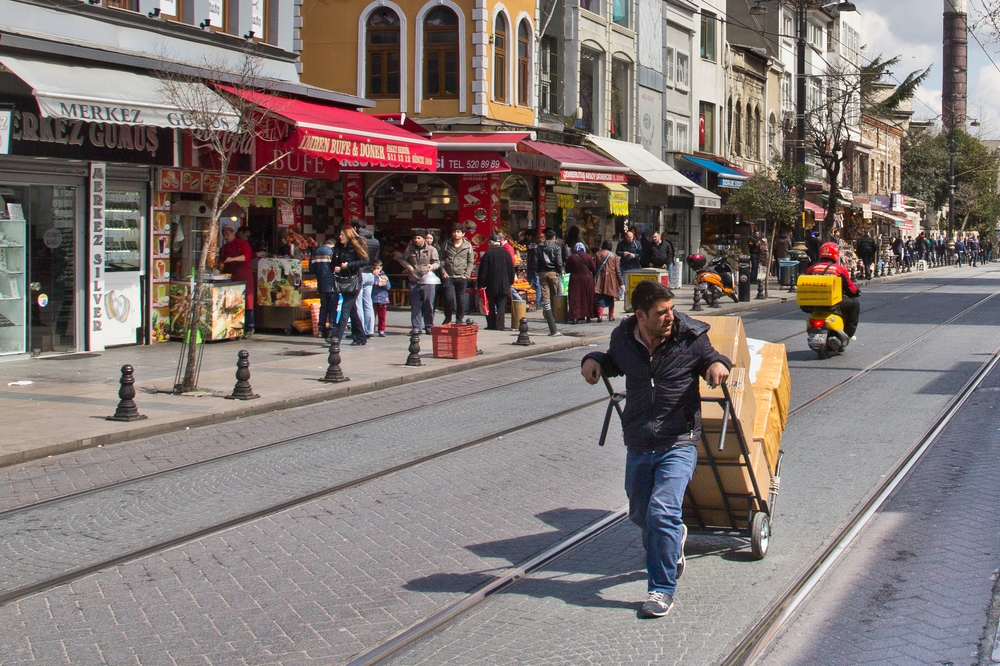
[{"x1": 0, "y1": 336, "x2": 593, "y2": 469}]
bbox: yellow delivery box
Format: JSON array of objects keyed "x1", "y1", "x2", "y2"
[{"x1": 795, "y1": 274, "x2": 842, "y2": 308}]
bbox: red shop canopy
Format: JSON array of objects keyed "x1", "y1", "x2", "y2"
[
  {"x1": 804, "y1": 200, "x2": 826, "y2": 221},
  {"x1": 518, "y1": 140, "x2": 630, "y2": 184},
  {"x1": 219, "y1": 86, "x2": 437, "y2": 171}
]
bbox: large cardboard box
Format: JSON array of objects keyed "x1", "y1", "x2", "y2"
[
  {"x1": 701, "y1": 367, "x2": 757, "y2": 460},
  {"x1": 795, "y1": 274, "x2": 842, "y2": 308},
  {"x1": 752, "y1": 390, "x2": 782, "y2": 475},
  {"x1": 753, "y1": 342, "x2": 791, "y2": 430},
  {"x1": 683, "y1": 441, "x2": 771, "y2": 530},
  {"x1": 689, "y1": 315, "x2": 753, "y2": 370}
]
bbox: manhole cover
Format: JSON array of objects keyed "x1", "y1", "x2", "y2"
[{"x1": 278, "y1": 350, "x2": 320, "y2": 357}]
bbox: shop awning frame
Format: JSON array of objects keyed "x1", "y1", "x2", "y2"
[
  {"x1": 518, "y1": 139, "x2": 630, "y2": 184},
  {"x1": 0, "y1": 53, "x2": 239, "y2": 129},
  {"x1": 680, "y1": 154, "x2": 748, "y2": 181},
  {"x1": 433, "y1": 131, "x2": 535, "y2": 151},
  {"x1": 804, "y1": 200, "x2": 827, "y2": 221},
  {"x1": 220, "y1": 86, "x2": 438, "y2": 171}
]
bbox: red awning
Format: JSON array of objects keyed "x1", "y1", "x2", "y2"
[
  {"x1": 434, "y1": 132, "x2": 534, "y2": 151},
  {"x1": 518, "y1": 140, "x2": 630, "y2": 183},
  {"x1": 805, "y1": 200, "x2": 826, "y2": 221},
  {"x1": 372, "y1": 113, "x2": 432, "y2": 137},
  {"x1": 220, "y1": 87, "x2": 437, "y2": 171}
]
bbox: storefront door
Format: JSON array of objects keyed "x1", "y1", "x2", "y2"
[{"x1": 11, "y1": 185, "x2": 80, "y2": 354}]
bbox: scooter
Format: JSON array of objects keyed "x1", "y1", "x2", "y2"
[
  {"x1": 690, "y1": 254, "x2": 739, "y2": 307},
  {"x1": 804, "y1": 306, "x2": 850, "y2": 359}
]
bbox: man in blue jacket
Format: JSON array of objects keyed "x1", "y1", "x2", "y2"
[{"x1": 580, "y1": 280, "x2": 731, "y2": 618}]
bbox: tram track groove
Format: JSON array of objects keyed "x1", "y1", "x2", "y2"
[
  {"x1": 719, "y1": 341, "x2": 1000, "y2": 666},
  {"x1": 0, "y1": 363, "x2": 581, "y2": 519},
  {"x1": 0, "y1": 392, "x2": 610, "y2": 608}
]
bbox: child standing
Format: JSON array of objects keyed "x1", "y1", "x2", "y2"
[{"x1": 371, "y1": 260, "x2": 390, "y2": 337}]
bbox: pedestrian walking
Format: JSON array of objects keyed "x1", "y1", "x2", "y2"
[
  {"x1": 330, "y1": 227, "x2": 369, "y2": 346},
  {"x1": 747, "y1": 231, "x2": 761, "y2": 284},
  {"x1": 566, "y1": 242, "x2": 598, "y2": 323},
  {"x1": 371, "y1": 260, "x2": 390, "y2": 337},
  {"x1": 311, "y1": 236, "x2": 338, "y2": 341},
  {"x1": 351, "y1": 220, "x2": 380, "y2": 340},
  {"x1": 580, "y1": 280, "x2": 731, "y2": 618},
  {"x1": 616, "y1": 230, "x2": 643, "y2": 272},
  {"x1": 477, "y1": 235, "x2": 515, "y2": 331},
  {"x1": 535, "y1": 228, "x2": 564, "y2": 336},
  {"x1": 642, "y1": 232, "x2": 674, "y2": 270},
  {"x1": 955, "y1": 238, "x2": 966, "y2": 267},
  {"x1": 856, "y1": 231, "x2": 877, "y2": 280},
  {"x1": 594, "y1": 239, "x2": 623, "y2": 322},
  {"x1": 397, "y1": 232, "x2": 440, "y2": 334},
  {"x1": 440, "y1": 225, "x2": 474, "y2": 325}
]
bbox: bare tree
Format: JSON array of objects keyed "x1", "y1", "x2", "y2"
[{"x1": 157, "y1": 49, "x2": 290, "y2": 392}]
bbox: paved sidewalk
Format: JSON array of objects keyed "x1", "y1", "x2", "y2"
[{"x1": 1, "y1": 263, "x2": 943, "y2": 470}]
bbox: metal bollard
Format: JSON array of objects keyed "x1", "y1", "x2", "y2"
[
  {"x1": 755, "y1": 279, "x2": 766, "y2": 300},
  {"x1": 512, "y1": 314, "x2": 533, "y2": 345},
  {"x1": 691, "y1": 283, "x2": 704, "y2": 311},
  {"x1": 107, "y1": 364, "x2": 148, "y2": 422},
  {"x1": 226, "y1": 350, "x2": 260, "y2": 400},
  {"x1": 405, "y1": 329, "x2": 422, "y2": 367},
  {"x1": 319, "y1": 340, "x2": 350, "y2": 383}
]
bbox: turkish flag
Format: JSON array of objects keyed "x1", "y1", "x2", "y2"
[{"x1": 699, "y1": 115, "x2": 706, "y2": 148}]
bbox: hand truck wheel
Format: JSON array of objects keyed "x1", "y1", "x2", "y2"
[{"x1": 751, "y1": 512, "x2": 770, "y2": 560}]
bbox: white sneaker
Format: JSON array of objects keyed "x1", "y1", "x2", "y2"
[
  {"x1": 850, "y1": 335, "x2": 857, "y2": 341},
  {"x1": 641, "y1": 591, "x2": 674, "y2": 618}
]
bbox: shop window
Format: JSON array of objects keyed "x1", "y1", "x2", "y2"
[
  {"x1": 699, "y1": 101, "x2": 715, "y2": 153},
  {"x1": 858, "y1": 154, "x2": 869, "y2": 195},
  {"x1": 540, "y1": 36, "x2": 559, "y2": 114},
  {"x1": 700, "y1": 11, "x2": 716, "y2": 62},
  {"x1": 665, "y1": 119, "x2": 674, "y2": 152},
  {"x1": 424, "y1": 7, "x2": 460, "y2": 98},
  {"x1": 580, "y1": 48, "x2": 602, "y2": 133},
  {"x1": 494, "y1": 14, "x2": 508, "y2": 102},
  {"x1": 517, "y1": 21, "x2": 531, "y2": 106},
  {"x1": 677, "y1": 123, "x2": 688, "y2": 153},
  {"x1": 368, "y1": 9, "x2": 401, "y2": 98},
  {"x1": 613, "y1": 0, "x2": 629, "y2": 28},
  {"x1": 610, "y1": 59, "x2": 630, "y2": 140}
]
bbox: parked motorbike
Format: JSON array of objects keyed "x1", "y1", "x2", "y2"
[{"x1": 687, "y1": 254, "x2": 739, "y2": 307}]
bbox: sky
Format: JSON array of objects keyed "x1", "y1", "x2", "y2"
[{"x1": 859, "y1": 0, "x2": 1000, "y2": 137}]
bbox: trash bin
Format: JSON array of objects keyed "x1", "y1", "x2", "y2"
[
  {"x1": 738, "y1": 256, "x2": 752, "y2": 302},
  {"x1": 778, "y1": 259, "x2": 798, "y2": 287},
  {"x1": 623, "y1": 269, "x2": 671, "y2": 311},
  {"x1": 510, "y1": 299, "x2": 526, "y2": 330},
  {"x1": 552, "y1": 295, "x2": 568, "y2": 323}
]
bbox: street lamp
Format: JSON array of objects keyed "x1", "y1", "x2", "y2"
[{"x1": 748, "y1": 1, "x2": 858, "y2": 241}]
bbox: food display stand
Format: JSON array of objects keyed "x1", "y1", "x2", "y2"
[
  {"x1": 169, "y1": 279, "x2": 246, "y2": 341},
  {"x1": 255, "y1": 257, "x2": 317, "y2": 334}
]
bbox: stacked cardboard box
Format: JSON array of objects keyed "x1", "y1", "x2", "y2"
[
  {"x1": 684, "y1": 316, "x2": 772, "y2": 529},
  {"x1": 750, "y1": 342, "x2": 791, "y2": 475}
]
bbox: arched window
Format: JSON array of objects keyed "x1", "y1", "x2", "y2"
[
  {"x1": 367, "y1": 9, "x2": 401, "y2": 98},
  {"x1": 494, "y1": 14, "x2": 507, "y2": 101},
  {"x1": 734, "y1": 101, "x2": 742, "y2": 156},
  {"x1": 726, "y1": 97, "x2": 733, "y2": 153},
  {"x1": 744, "y1": 104, "x2": 752, "y2": 160},
  {"x1": 768, "y1": 112, "x2": 777, "y2": 157},
  {"x1": 517, "y1": 20, "x2": 530, "y2": 106},
  {"x1": 754, "y1": 107, "x2": 762, "y2": 159},
  {"x1": 425, "y1": 7, "x2": 459, "y2": 98}
]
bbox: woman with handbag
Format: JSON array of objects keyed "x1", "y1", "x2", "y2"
[
  {"x1": 331, "y1": 227, "x2": 370, "y2": 346},
  {"x1": 593, "y1": 239, "x2": 623, "y2": 322},
  {"x1": 566, "y1": 241, "x2": 598, "y2": 323}
]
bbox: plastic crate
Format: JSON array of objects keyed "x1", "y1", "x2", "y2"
[{"x1": 431, "y1": 324, "x2": 478, "y2": 359}]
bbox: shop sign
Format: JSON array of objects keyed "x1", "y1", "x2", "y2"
[
  {"x1": 505, "y1": 150, "x2": 559, "y2": 175},
  {"x1": 255, "y1": 139, "x2": 336, "y2": 178},
  {"x1": 507, "y1": 200, "x2": 533, "y2": 212},
  {"x1": 870, "y1": 194, "x2": 891, "y2": 211},
  {"x1": 0, "y1": 111, "x2": 10, "y2": 155},
  {"x1": 891, "y1": 192, "x2": 905, "y2": 212},
  {"x1": 558, "y1": 169, "x2": 627, "y2": 184},
  {"x1": 694, "y1": 195, "x2": 719, "y2": 210},
  {"x1": 89, "y1": 162, "x2": 106, "y2": 351},
  {"x1": 680, "y1": 170, "x2": 702, "y2": 184},
  {"x1": 343, "y1": 174, "x2": 364, "y2": 223},
  {"x1": 436, "y1": 151, "x2": 510, "y2": 173},
  {"x1": 295, "y1": 131, "x2": 436, "y2": 170},
  {"x1": 156, "y1": 168, "x2": 305, "y2": 200},
  {"x1": 537, "y1": 186, "x2": 547, "y2": 230},
  {"x1": 718, "y1": 177, "x2": 744, "y2": 189},
  {"x1": 8, "y1": 107, "x2": 173, "y2": 165}
]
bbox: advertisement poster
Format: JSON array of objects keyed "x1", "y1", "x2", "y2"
[
  {"x1": 343, "y1": 173, "x2": 365, "y2": 225},
  {"x1": 150, "y1": 191, "x2": 172, "y2": 342},
  {"x1": 459, "y1": 174, "x2": 501, "y2": 256}
]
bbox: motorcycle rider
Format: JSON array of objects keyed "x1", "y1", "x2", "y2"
[{"x1": 808, "y1": 242, "x2": 861, "y2": 340}]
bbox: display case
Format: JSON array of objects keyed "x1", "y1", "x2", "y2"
[
  {"x1": 0, "y1": 200, "x2": 26, "y2": 355},
  {"x1": 256, "y1": 257, "x2": 316, "y2": 333},
  {"x1": 169, "y1": 279, "x2": 246, "y2": 341},
  {"x1": 104, "y1": 189, "x2": 143, "y2": 272}
]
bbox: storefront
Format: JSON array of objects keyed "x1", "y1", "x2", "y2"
[{"x1": 0, "y1": 57, "x2": 184, "y2": 355}]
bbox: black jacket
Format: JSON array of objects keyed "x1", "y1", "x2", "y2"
[
  {"x1": 857, "y1": 236, "x2": 878, "y2": 257},
  {"x1": 477, "y1": 245, "x2": 515, "y2": 296},
  {"x1": 583, "y1": 313, "x2": 731, "y2": 451},
  {"x1": 355, "y1": 227, "x2": 380, "y2": 271},
  {"x1": 535, "y1": 240, "x2": 564, "y2": 273},
  {"x1": 643, "y1": 240, "x2": 675, "y2": 268}
]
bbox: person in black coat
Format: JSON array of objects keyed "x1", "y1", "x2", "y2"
[
  {"x1": 642, "y1": 232, "x2": 675, "y2": 269},
  {"x1": 477, "y1": 235, "x2": 515, "y2": 331},
  {"x1": 330, "y1": 227, "x2": 370, "y2": 346}
]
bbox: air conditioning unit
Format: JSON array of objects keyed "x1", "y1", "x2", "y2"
[{"x1": 170, "y1": 200, "x2": 211, "y2": 217}]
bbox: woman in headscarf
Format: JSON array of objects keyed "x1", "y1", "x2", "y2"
[
  {"x1": 593, "y1": 239, "x2": 623, "y2": 322},
  {"x1": 565, "y1": 241, "x2": 598, "y2": 323}
]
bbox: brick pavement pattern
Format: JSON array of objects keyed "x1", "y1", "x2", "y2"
[{"x1": 758, "y1": 358, "x2": 1000, "y2": 665}]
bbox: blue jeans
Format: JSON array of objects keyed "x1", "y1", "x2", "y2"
[
  {"x1": 318, "y1": 291, "x2": 339, "y2": 338},
  {"x1": 354, "y1": 272, "x2": 375, "y2": 336},
  {"x1": 624, "y1": 444, "x2": 697, "y2": 595},
  {"x1": 527, "y1": 270, "x2": 541, "y2": 306}
]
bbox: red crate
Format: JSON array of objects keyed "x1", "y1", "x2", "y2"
[{"x1": 431, "y1": 324, "x2": 478, "y2": 359}]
